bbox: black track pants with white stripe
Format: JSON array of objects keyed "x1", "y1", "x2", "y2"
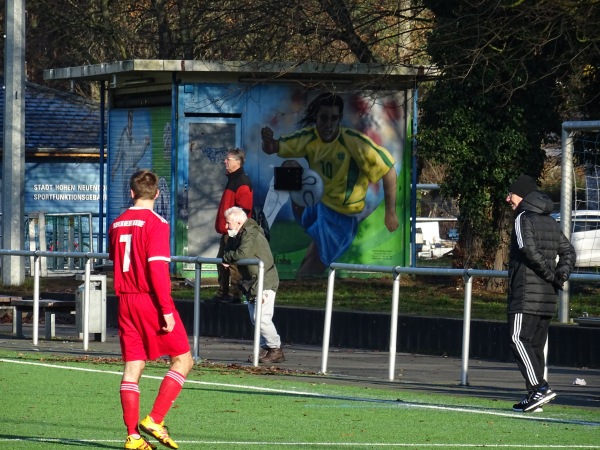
[{"x1": 508, "y1": 313, "x2": 551, "y2": 391}]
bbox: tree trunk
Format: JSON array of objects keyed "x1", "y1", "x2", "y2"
[{"x1": 486, "y1": 207, "x2": 512, "y2": 292}]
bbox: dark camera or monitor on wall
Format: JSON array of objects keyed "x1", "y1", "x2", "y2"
[{"x1": 274, "y1": 167, "x2": 303, "y2": 191}]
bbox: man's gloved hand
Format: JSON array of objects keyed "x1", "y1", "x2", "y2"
[
  {"x1": 552, "y1": 276, "x2": 564, "y2": 292},
  {"x1": 552, "y1": 269, "x2": 569, "y2": 293}
]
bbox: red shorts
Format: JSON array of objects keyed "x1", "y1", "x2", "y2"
[{"x1": 118, "y1": 293, "x2": 190, "y2": 362}]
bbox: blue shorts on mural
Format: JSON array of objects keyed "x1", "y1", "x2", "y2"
[{"x1": 300, "y1": 202, "x2": 358, "y2": 266}]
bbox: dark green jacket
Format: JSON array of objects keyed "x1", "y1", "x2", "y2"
[{"x1": 222, "y1": 218, "x2": 279, "y2": 298}]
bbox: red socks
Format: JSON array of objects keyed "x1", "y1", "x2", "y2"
[
  {"x1": 121, "y1": 370, "x2": 186, "y2": 434},
  {"x1": 120, "y1": 381, "x2": 140, "y2": 436},
  {"x1": 150, "y1": 370, "x2": 186, "y2": 423}
]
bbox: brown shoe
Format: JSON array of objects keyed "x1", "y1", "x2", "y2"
[
  {"x1": 247, "y1": 348, "x2": 269, "y2": 363},
  {"x1": 259, "y1": 348, "x2": 285, "y2": 364}
]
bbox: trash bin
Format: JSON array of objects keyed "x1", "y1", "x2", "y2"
[{"x1": 75, "y1": 274, "x2": 107, "y2": 342}]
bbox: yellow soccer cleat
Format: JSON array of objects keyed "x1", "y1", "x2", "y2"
[
  {"x1": 139, "y1": 415, "x2": 179, "y2": 449},
  {"x1": 125, "y1": 435, "x2": 157, "y2": 450}
]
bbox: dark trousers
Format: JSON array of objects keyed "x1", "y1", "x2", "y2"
[
  {"x1": 508, "y1": 312, "x2": 551, "y2": 391},
  {"x1": 216, "y1": 234, "x2": 241, "y2": 299}
]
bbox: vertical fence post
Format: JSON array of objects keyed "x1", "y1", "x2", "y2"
[
  {"x1": 460, "y1": 270, "x2": 473, "y2": 386},
  {"x1": 83, "y1": 255, "x2": 91, "y2": 351},
  {"x1": 32, "y1": 253, "x2": 41, "y2": 346},
  {"x1": 321, "y1": 268, "x2": 336, "y2": 374},
  {"x1": 192, "y1": 261, "x2": 201, "y2": 363},
  {"x1": 543, "y1": 337, "x2": 549, "y2": 381},
  {"x1": 388, "y1": 270, "x2": 401, "y2": 381},
  {"x1": 559, "y1": 123, "x2": 574, "y2": 324},
  {"x1": 251, "y1": 261, "x2": 265, "y2": 366}
]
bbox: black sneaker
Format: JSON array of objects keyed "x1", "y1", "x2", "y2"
[
  {"x1": 522, "y1": 386, "x2": 557, "y2": 412},
  {"x1": 513, "y1": 395, "x2": 543, "y2": 413}
]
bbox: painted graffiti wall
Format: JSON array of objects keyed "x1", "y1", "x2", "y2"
[
  {"x1": 107, "y1": 107, "x2": 172, "y2": 228},
  {"x1": 106, "y1": 84, "x2": 411, "y2": 279},
  {"x1": 176, "y1": 83, "x2": 411, "y2": 279}
]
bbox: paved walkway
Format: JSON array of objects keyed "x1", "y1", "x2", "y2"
[{"x1": 0, "y1": 322, "x2": 598, "y2": 410}]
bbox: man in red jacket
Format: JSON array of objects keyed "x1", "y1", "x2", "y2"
[{"x1": 214, "y1": 148, "x2": 253, "y2": 303}]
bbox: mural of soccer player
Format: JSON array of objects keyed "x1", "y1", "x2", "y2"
[
  {"x1": 111, "y1": 109, "x2": 151, "y2": 210},
  {"x1": 261, "y1": 92, "x2": 399, "y2": 277}
]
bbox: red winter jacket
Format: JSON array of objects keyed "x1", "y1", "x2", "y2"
[{"x1": 215, "y1": 168, "x2": 253, "y2": 234}]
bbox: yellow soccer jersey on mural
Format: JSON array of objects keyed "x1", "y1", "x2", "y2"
[{"x1": 278, "y1": 126, "x2": 395, "y2": 215}]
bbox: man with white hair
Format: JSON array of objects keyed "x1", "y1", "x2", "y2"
[{"x1": 221, "y1": 206, "x2": 285, "y2": 364}]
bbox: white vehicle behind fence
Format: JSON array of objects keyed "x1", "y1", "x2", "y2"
[{"x1": 552, "y1": 210, "x2": 600, "y2": 268}]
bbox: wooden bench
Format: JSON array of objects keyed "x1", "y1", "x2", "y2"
[
  {"x1": 11, "y1": 299, "x2": 76, "y2": 340},
  {"x1": 0, "y1": 295, "x2": 22, "y2": 334}
]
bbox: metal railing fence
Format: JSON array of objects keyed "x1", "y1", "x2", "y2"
[
  {"x1": 324, "y1": 263, "x2": 600, "y2": 385},
  {"x1": 0, "y1": 249, "x2": 266, "y2": 365},
  {"x1": 171, "y1": 255, "x2": 265, "y2": 365},
  {"x1": 0, "y1": 249, "x2": 101, "y2": 350},
  {"x1": 2, "y1": 249, "x2": 599, "y2": 383}
]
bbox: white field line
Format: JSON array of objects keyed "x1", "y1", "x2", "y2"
[
  {"x1": 1, "y1": 358, "x2": 599, "y2": 430},
  {"x1": 0, "y1": 438, "x2": 599, "y2": 448}
]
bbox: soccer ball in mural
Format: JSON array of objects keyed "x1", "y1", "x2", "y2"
[{"x1": 290, "y1": 169, "x2": 324, "y2": 207}]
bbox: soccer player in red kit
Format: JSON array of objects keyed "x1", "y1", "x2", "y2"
[{"x1": 109, "y1": 170, "x2": 194, "y2": 450}]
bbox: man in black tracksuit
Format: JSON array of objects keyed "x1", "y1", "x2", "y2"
[{"x1": 506, "y1": 174, "x2": 576, "y2": 413}]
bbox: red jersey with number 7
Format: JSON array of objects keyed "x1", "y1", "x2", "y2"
[{"x1": 109, "y1": 206, "x2": 175, "y2": 316}]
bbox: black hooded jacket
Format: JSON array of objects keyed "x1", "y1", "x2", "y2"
[{"x1": 507, "y1": 190, "x2": 576, "y2": 316}]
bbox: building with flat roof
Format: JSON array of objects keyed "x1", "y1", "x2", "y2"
[
  {"x1": 44, "y1": 59, "x2": 432, "y2": 278},
  {"x1": 0, "y1": 81, "x2": 105, "y2": 257}
]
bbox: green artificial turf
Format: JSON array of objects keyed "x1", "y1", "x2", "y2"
[{"x1": 2, "y1": 351, "x2": 598, "y2": 449}]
